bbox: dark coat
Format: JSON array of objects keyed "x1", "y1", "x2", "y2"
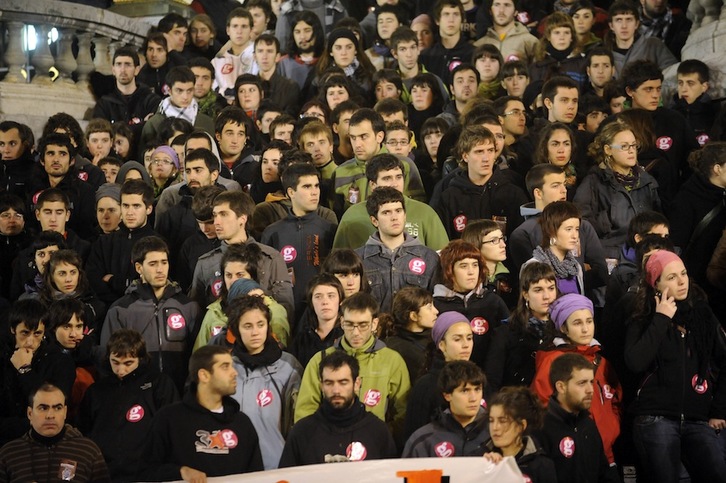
[
  {"x1": 140, "y1": 389, "x2": 263, "y2": 480},
  {"x1": 537, "y1": 397, "x2": 619, "y2": 483},
  {"x1": 574, "y1": 167, "x2": 661, "y2": 259},
  {"x1": 78, "y1": 363, "x2": 179, "y2": 482}
]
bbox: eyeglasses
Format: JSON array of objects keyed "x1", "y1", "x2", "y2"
[
  {"x1": 609, "y1": 143, "x2": 640, "y2": 152},
  {"x1": 0, "y1": 212, "x2": 23, "y2": 221},
  {"x1": 482, "y1": 235, "x2": 507, "y2": 246},
  {"x1": 386, "y1": 140, "x2": 409, "y2": 147},
  {"x1": 342, "y1": 321, "x2": 371, "y2": 331},
  {"x1": 503, "y1": 109, "x2": 526, "y2": 117},
  {"x1": 151, "y1": 158, "x2": 174, "y2": 166}
]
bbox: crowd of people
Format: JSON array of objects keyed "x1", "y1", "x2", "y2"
[{"x1": 1, "y1": 0, "x2": 726, "y2": 481}]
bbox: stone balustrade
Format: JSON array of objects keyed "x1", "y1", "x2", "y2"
[{"x1": 0, "y1": 0, "x2": 153, "y2": 135}]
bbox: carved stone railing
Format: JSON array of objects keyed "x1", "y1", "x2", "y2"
[{"x1": 0, "y1": 0, "x2": 154, "y2": 135}]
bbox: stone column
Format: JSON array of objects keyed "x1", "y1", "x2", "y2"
[
  {"x1": 2, "y1": 21, "x2": 27, "y2": 83},
  {"x1": 56, "y1": 28, "x2": 78, "y2": 84},
  {"x1": 75, "y1": 32, "x2": 95, "y2": 85},
  {"x1": 93, "y1": 36, "x2": 112, "y2": 75},
  {"x1": 30, "y1": 24, "x2": 54, "y2": 84}
]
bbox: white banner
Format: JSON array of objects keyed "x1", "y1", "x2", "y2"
[{"x1": 198, "y1": 457, "x2": 525, "y2": 482}]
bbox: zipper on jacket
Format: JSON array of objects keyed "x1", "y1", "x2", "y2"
[{"x1": 155, "y1": 303, "x2": 163, "y2": 372}]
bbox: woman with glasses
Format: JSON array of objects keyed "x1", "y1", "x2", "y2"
[
  {"x1": 462, "y1": 219, "x2": 517, "y2": 309},
  {"x1": 574, "y1": 119, "x2": 661, "y2": 259},
  {"x1": 148, "y1": 146, "x2": 180, "y2": 199}
]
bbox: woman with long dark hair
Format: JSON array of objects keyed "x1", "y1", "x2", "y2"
[
  {"x1": 380, "y1": 286, "x2": 439, "y2": 385},
  {"x1": 484, "y1": 386, "x2": 557, "y2": 483},
  {"x1": 486, "y1": 262, "x2": 558, "y2": 393},
  {"x1": 625, "y1": 250, "x2": 726, "y2": 482},
  {"x1": 228, "y1": 295, "x2": 303, "y2": 470},
  {"x1": 40, "y1": 249, "x2": 106, "y2": 337}
]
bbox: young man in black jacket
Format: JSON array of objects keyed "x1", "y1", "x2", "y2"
[
  {"x1": 538, "y1": 353, "x2": 619, "y2": 483},
  {"x1": 279, "y1": 351, "x2": 396, "y2": 466},
  {"x1": 436, "y1": 124, "x2": 528, "y2": 239},
  {"x1": 79, "y1": 330, "x2": 179, "y2": 482},
  {"x1": 100, "y1": 236, "x2": 199, "y2": 392},
  {"x1": 140, "y1": 345, "x2": 263, "y2": 480},
  {"x1": 86, "y1": 180, "x2": 158, "y2": 306}
]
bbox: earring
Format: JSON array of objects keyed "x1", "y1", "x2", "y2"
[
  {"x1": 550, "y1": 237, "x2": 557, "y2": 247},
  {"x1": 525, "y1": 299, "x2": 529, "y2": 310}
]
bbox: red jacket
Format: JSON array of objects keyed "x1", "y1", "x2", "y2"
[{"x1": 531, "y1": 339, "x2": 622, "y2": 464}]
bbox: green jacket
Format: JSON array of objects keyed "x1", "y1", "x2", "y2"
[
  {"x1": 192, "y1": 295, "x2": 290, "y2": 351},
  {"x1": 294, "y1": 335, "x2": 410, "y2": 432},
  {"x1": 330, "y1": 147, "x2": 426, "y2": 216},
  {"x1": 333, "y1": 197, "x2": 449, "y2": 251}
]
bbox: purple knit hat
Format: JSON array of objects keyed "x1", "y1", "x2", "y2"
[
  {"x1": 549, "y1": 293, "x2": 593, "y2": 331},
  {"x1": 432, "y1": 311, "x2": 469, "y2": 345},
  {"x1": 151, "y1": 145, "x2": 180, "y2": 170}
]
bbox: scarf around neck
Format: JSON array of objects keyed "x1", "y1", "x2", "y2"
[
  {"x1": 532, "y1": 245, "x2": 579, "y2": 280},
  {"x1": 159, "y1": 97, "x2": 199, "y2": 124}
]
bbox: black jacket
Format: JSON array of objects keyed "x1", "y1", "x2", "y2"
[
  {"x1": 485, "y1": 436, "x2": 558, "y2": 483},
  {"x1": 574, "y1": 167, "x2": 661, "y2": 259},
  {"x1": 140, "y1": 388, "x2": 263, "y2": 480},
  {"x1": 79, "y1": 363, "x2": 179, "y2": 481},
  {"x1": 433, "y1": 284, "x2": 509, "y2": 372},
  {"x1": 288, "y1": 307, "x2": 343, "y2": 368},
  {"x1": 669, "y1": 173, "x2": 726, "y2": 286},
  {"x1": 92, "y1": 84, "x2": 161, "y2": 125},
  {"x1": 485, "y1": 319, "x2": 551, "y2": 392},
  {"x1": 384, "y1": 328, "x2": 431, "y2": 386},
  {"x1": 648, "y1": 107, "x2": 700, "y2": 189},
  {"x1": 0, "y1": 150, "x2": 35, "y2": 199},
  {"x1": 221, "y1": 147, "x2": 259, "y2": 187},
  {"x1": 0, "y1": 341, "x2": 76, "y2": 446},
  {"x1": 92, "y1": 84, "x2": 161, "y2": 150},
  {"x1": 176, "y1": 231, "x2": 220, "y2": 292},
  {"x1": 26, "y1": 167, "x2": 98, "y2": 242},
  {"x1": 436, "y1": 169, "x2": 528, "y2": 239},
  {"x1": 154, "y1": 184, "x2": 201, "y2": 261},
  {"x1": 419, "y1": 37, "x2": 474, "y2": 87},
  {"x1": 625, "y1": 300, "x2": 726, "y2": 421},
  {"x1": 86, "y1": 223, "x2": 158, "y2": 305},
  {"x1": 261, "y1": 210, "x2": 337, "y2": 318},
  {"x1": 279, "y1": 399, "x2": 397, "y2": 467},
  {"x1": 403, "y1": 356, "x2": 446, "y2": 441},
  {"x1": 537, "y1": 397, "x2": 619, "y2": 483},
  {"x1": 0, "y1": 230, "x2": 30, "y2": 300},
  {"x1": 402, "y1": 408, "x2": 489, "y2": 457}
]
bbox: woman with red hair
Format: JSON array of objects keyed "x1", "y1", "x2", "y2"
[{"x1": 433, "y1": 239, "x2": 509, "y2": 372}]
